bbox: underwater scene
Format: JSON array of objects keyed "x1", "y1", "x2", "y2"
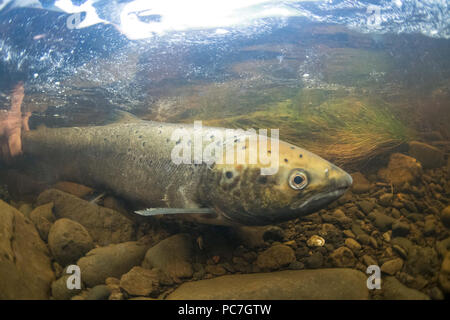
[{"x1": 0, "y1": 0, "x2": 449, "y2": 302}]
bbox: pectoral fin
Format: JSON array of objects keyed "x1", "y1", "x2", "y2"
[{"x1": 134, "y1": 208, "x2": 216, "y2": 216}]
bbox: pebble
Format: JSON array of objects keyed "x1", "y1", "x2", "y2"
[
  {"x1": 392, "y1": 245, "x2": 408, "y2": 259},
  {"x1": 378, "y1": 193, "x2": 393, "y2": 207},
  {"x1": 330, "y1": 246, "x2": 355, "y2": 268},
  {"x1": 381, "y1": 258, "x2": 404, "y2": 275},
  {"x1": 343, "y1": 230, "x2": 356, "y2": 238},
  {"x1": 438, "y1": 252, "x2": 450, "y2": 293},
  {"x1": 382, "y1": 231, "x2": 391, "y2": 242},
  {"x1": 392, "y1": 220, "x2": 410, "y2": 237},
  {"x1": 48, "y1": 218, "x2": 94, "y2": 266},
  {"x1": 304, "y1": 252, "x2": 323, "y2": 269},
  {"x1": 441, "y1": 206, "x2": 450, "y2": 228},
  {"x1": 368, "y1": 211, "x2": 395, "y2": 232},
  {"x1": 256, "y1": 244, "x2": 296, "y2": 270},
  {"x1": 358, "y1": 200, "x2": 375, "y2": 215},
  {"x1": 344, "y1": 238, "x2": 361, "y2": 253},
  {"x1": 362, "y1": 255, "x2": 377, "y2": 267},
  {"x1": 306, "y1": 235, "x2": 325, "y2": 247},
  {"x1": 85, "y1": 285, "x2": 111, "y2": 300}
]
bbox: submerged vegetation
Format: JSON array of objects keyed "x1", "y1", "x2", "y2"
[{"x1": 182, "y1": 88, "x2": 413, "y2": 169}]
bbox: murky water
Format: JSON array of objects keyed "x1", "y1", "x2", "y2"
[{"x1": 0, "y1": 1, "x2": 449, "y2": 300}]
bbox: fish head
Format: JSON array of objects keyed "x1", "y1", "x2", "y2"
[{"x1": 203, "y1": 138, "x2": 353, "y2": 225}]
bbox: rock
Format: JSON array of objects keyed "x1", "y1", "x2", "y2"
[
  {"x1": 357, "y1": 200, "x2": 375, "y2": 215},
  {"x1": 405, "y1": 245, "x2": 439, "y2": 276},
  {"x1": 322, "y1": 209, "x2": 351, "y2": 227},
  {"x1": 368, "y1": 211, "x2": 395, "y2": 232},
  {"x1": 381, "y1": 258, "x2": 404, "y2": 275},
  {"x1": 0, "y1": 200, "x2": 55, "y2": 299},
  {"x1": 37, "y1": 189, "x2": 134, "y2": 245},
  {"x1": 362, "y1": 255, "x2": 377, "y2": 266},
  {"x1": 86, "y1": 285, "x2": 111, "y2": 300},
  {"x1": 29, "y1": 202, "x2": 55, "y2": 241},
  {"x1": 382, "y1": 276, "x2": 430, "y2": 300},
  {"x1": 142, "y1": 234, "x2": 194, "y2": 280},
  {"x1": 77, "y1": 241, "x2": 148, "y2": 287},
  {"x1": 262, "y1": 226, "x2": 285, "y2": 242},
  {"x1": 205, "y1": 264, "x2": 227, "y2": 276},
  {"x1": 441, "y1": 206, "x2": 450, "y2": 228},
  {"x1": 304, "y1": 252, "x2": 323, "y2": 269},
  {"x1": 377, "y1": 153, "x2": 422, "y2": 187},
  {"x1": 436, "y1": 238, "x2": 450, "y2": 257},
  {"x1": 18, "y1": 203, "x2": 33, "y2": 217},
  {"x1": 256, "y1": 244, "x2": 296, "y2": 270},
  {"x1": 51, "y1": 275, "x2": 83, "y2": 300},
  {"x1": 330, "y1": 247, "x2": 355, "y2": 268},
  {"x1": 48, "y1": 218, "x2": 94, "y2": 266},
  {"x1": 167, "y1": 269, "x2": 369, "y2": 300},
  {"x1": 53, "y1": 181, "x2": 94, "y2": 198},
  {"x1": 438, "y1": 252, "x2": 450, "y2": 293},
  {"x1": 424, "y1": 218, "x2": 436, "y2": 235},
  {"x1": 345, "y1": 238, "x2": 361, "y2": 253},
  {"x1": 379, "y1": 193, "x2": 393, "y2": 207},
  {"x1": 408, "y1": 141, "x2": 445, "y2": 169},
  {"x1": 392, "y1": 220, "x2": 410, "y2": 237},
  {"x1": 119, "y1": 266, "x2": 160, "y2": 297},
  {"x1": 351, "y1": 172, "x2": 372, "y2": 194}
]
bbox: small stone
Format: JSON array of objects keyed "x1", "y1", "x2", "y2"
[
  {"x1": 330, "y1": 247, "x2": 355, "y2": 268},
  {"x1": 343, "y1": 230, "x2": 356, "y2": 238},
  {"x1": 368, "y1": 211, "x2": 395, "y2": 232},
  {"x1": 381, "y1": 258, "x2": 404, "y2": 275},
  {"x1": 358, "y1": 201, "x2": 375, "y2": 215},
  {"x1": 78, "y1": 242, "x2": 148, "y2": 287},
  {"x1": 392, "y1": 220, "x2": 410, "y2": 237},
  {"x1": 53, "y1": 181, "x2": 94, "y2": 198},
  {"x1": 305, "y1": 252, "x2": 323, "y2": 269},
  {"x1": 424, "y1": 219, "x2": 436, "y2": 235},
  {"x1": 119, "y1": 266, "x2": 160, "y2": 297},
  {"x1": 256, "y1": 244, "x2": 296, "y2": 270},
  {"x1": 48, "y1": 218, "x2": 94, "y2": 266},
  {"x1": 205, "y1": 265, "x2": 227, "y2": 276},
  {"x1": 142, "y1": 234, "x2": 194, "y2": 280},
  {"x1": 362, "y1": 255, "x2": 377, "y2": 267},
  {"x1": 382, "y1": 231, "x2": 391, "y2": 242},
  {"x1": 345, "y1": 238, "x2": 361, "y2": 253},
  {"x1": 18, "y1": 203, "x2": 33, "y2": 217},
  {"x1": 379, "y1": 193, "x2": 393, "y2": 207},
  {"x1": 51, "y1": 275, "x2": 83, "y2": 300},
  {"x1": 377, "y1": 153, "x2": 422, "y2": 187},
  {"x1": 85, "y1": 285, "x2": 111, "y2": 300},
  {"x1": 29, "y1": 202, "x2": 55, "y2": 241},
  {"x1": 441, "y1": 206, "x2": 450, "y2": 228},
  {"x1": 306, "y1": 235, "x2": 325, "y2": 247},
  {"x1": 438, "y1": 252, "x2": 450, "y2": 293},
  {"x1": 392, "y1": 245, "x2": 408, "y2": 259},
  {"x1": 382, "y1": 276, "x2": 430, "y2": 300},
  {"x1": 288, "y1": 261, "x2": 304, "y2": 270},
  {"x1": 262, "y1": 226, "x2": 284, "y2": 242}
]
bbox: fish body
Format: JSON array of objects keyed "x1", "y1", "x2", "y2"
[{"x1": 22, "y1": 116, "x2": 352, "y2": 226}]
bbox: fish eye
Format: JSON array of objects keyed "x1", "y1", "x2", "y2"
[{"x1": 288, "y1": 170, "x2": 308, "y2": 190}]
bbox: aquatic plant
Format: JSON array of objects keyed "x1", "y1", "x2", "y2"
[{"x1": 202, "y1": 89, "x2": 413, "y2": 169}]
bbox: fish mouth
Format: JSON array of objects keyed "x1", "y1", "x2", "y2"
[{"x1": 290, "y1": 172, "x2": 353, "y2": 212}]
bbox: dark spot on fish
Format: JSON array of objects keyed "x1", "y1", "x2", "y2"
[
  {"x1": 284, "y1": 158, "x2": 288, "y2": 163},
  {"x1": 225, "y1": 171, "x2": 233, "y2": 179},
  {"x1": 242, "y1": 146, "x2": 246, "y2": 150},
  {"x1": 139, "y1": 135, "x2": 143, "y2": 139},
  {"x1": 234, "y1": 139, "x2": 239, "y2": 143},
  {"x1": 166, "y1": 138, "x2": 170, "y2": 143},
  {"x1": 268, "y1": 150, "x2": 271, "y2": 154},
  {"x1": 210, "y1": 135, "x2": 214, "y2": 139},
  {"x1": 176, "y1": 139, "x2": 181, "y2": 145},
  {"x1": 127, "y1": 148, "x2": 131, "y2": 152},
  {"x1": 158, "y1": 130, "x2": 162, "y2": 134},
  {"x1": 142, "y1": 142, "x2": 146, "y2": 147},
  {"x1": 290, "y1": 146, "x2": 294, "y2": 149},
  {"x1": 299, "y1": 154, "x2": 303, "y2": 158},
  {"x1": 258, "y1": 176, "x2": 268, "y2": 184},
  {"x1": 104, "y1": 138, "x2": 108, "y2": 142}
]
